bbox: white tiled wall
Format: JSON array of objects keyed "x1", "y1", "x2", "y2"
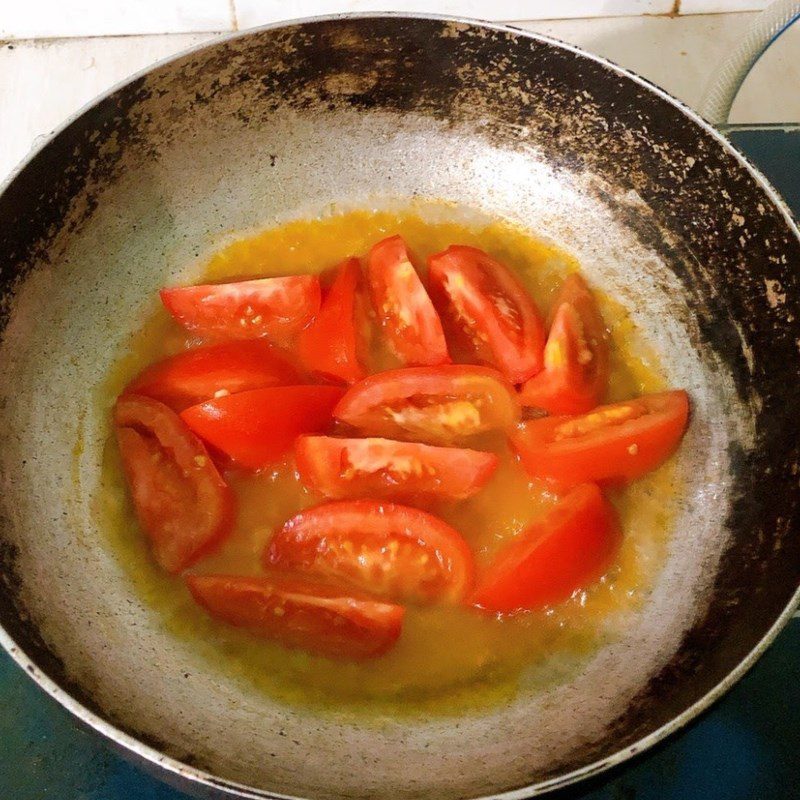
[
  {"x1": 0, "y1": 0, "x2": 782, "y2": 38},
  {"x1": 0, "y1": 0, "x2": 233, "y2": 39},
  {"x1": 680, "y1": 0, "x2": 768, "y2": 12},
  {"x1": 234, "y1": 0, "x2": 674, "y2": 29}
]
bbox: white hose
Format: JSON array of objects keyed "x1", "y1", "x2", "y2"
[{"x1": 698, "y1": 0, "x2": 800, "y2": 126}]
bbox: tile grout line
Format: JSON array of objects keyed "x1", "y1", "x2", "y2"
[{"x1": 228, "y1": 0, "x2": 239, "y2": 31}]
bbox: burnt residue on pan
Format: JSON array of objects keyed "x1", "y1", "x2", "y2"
[{"x1": 0, "y1": 16, "x2": 798, "y2": 800}]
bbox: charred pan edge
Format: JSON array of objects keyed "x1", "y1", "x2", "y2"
[{"x1": 0, "y1": 13, "x2": 799, "y2": 799}]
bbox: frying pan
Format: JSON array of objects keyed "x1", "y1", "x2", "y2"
[{"x1": 1, "y1": 8, "x2": 799, "y2": 800}]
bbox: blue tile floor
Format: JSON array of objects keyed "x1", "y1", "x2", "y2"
[{"x1": 1, "y1": 126, "x2": 798, "y2": 799}]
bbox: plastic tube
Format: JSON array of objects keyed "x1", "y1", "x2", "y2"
[{"x1": 698, "y1": 0, "x2": 800, "y2": 126}]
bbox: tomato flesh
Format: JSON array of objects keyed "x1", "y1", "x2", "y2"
[
  {"x1": 511, "y1": 390, "x2": 690, "y2": 487},
  {"x1": 124, "y1": 340, "x2": 298, "y2": 412},
  {"x1": 160, "y1": 275, "x2": 320, "y2": 341},
  {"x1": 114, "y1": 395, "x2": 234, "y2": 573},
  {"x1": 518, "y1": 274, "x2": 610, "y2": 415},
  {"x1": 181, "y1": 385, "x2": 345, "y2": 470},
  {"x1": 428, "y1": 245, "x2": 545, "y2": 383},
  {"x1": 472, "y1": 483, "x2": 621, "y2": 612},
  {"x1": 265, "y1": 500, "x2": 475, "y2": 604},
  {"x1": 295, "y1": 435, "x2": 498, "y2": 500},
  {"x1": 186, "y1": 574, "x2": 404, "y2": 660},
  {"x1": 367, "y1": 235, "x2": 449, "y2": 366},
  {"x1": 334, "y1": 365, "x2": 519, "y2": 444},
  {"x1": 298, "y1": 258, "x2": 365, "y2": 384}
]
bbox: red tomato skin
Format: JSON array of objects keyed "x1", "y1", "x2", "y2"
[
  {"x1": 297, "y1": 258, "x2": 366, "y2": 384},
  {"x1": 180, "y1": 385, "x2": 345, "y2": 470},
  {"x1": 294, "y1": 435, "x2": 499, "y2": 500},
  {"x1": 114, "y1": 395, "x2": 235, "y2": 573},
  {"x1": 367, "y1": 235, "x2": 449, "y2": 367},
  {"x1": 124, "y1": 340, "x2": 299, "y2": 411},
  {"x1": 472, "y1": 483, "x2": 621, "y2": 612},
  {"x1": 518, "y1": 274, "x2": 610, "y2": 415},
  {"x1": 265, "y1": 500, "x2": 476, "y2": 604},
  {"x1": 186, "y1": 574, "x2": 404, "y2": 660},
  {"x1": 160, "y1": 275, "x2": 321, "y2": 341},
  {"x1": 333, "y1": 365, "x2": 520, "y2": 442},
  {"x1": 428, "y1": 245, "x2": 545, "y2": 383},
  {"x1": 511, "y1": 390, "x2": 690, "y2": 488}
]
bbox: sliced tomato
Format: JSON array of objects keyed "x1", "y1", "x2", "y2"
[
  {"x1": 367, "y1": 235, "x2": 449, "y2": 366},
  {"x1": 265, "y1": 500, "x2": 475, "y2": 604},
  {"x1": 297, "y1": 258, "x2": 365, "y2": 384},
  {"x1": 124, "y1": 340, "x2": 299, "y2": 412},
  {"x1": 181, "y1": 385, "x2": 345, "y2": 470},
  {"x1": 472, "y1": 483, "x2": 621, "y2": 612},
  {"x1": 333, "y1": 365, "x2": 519, "y2": 444},
  {"x1": 511, "y1": 390, "x2": 690, "y2": 487},
  {"x1": 518, "y1": 274, "x2": 610, "y2": 415},
  {"x1": 114, "y1": 395, "x2": 234, "y2": 573},
  {"x1": 295, "y1": 435, "x2": 498, "y2": 500},
  {"x1": 186, "y1": 574, "x2": 403, "y2": 660},
  {"x1": 160, "y1": 275, "x2": 320, "y2": 341},
  {"x1": 428, "y1": 245, "x2": 545, "y2": 383}
]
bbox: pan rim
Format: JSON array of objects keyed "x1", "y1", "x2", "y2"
[{"x1": 1, "y1": 12, "x2": 798, "y2": 800}]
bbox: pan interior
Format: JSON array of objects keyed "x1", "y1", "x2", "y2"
[{"x1": 0, "y1": 109, "x2": 737, "y2": 799}]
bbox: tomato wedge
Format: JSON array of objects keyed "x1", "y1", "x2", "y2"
[
  {"x1": 367, "y1": 235, "x2": 449, "y2": 366},
  {"x1": 511, "y1": 390, "x2": 690, "y2": 487},
  {"x1": 295, "y1": 435, "x2": 499, "y2": 500},
  {"x1": 114, "y1": 395, "x2": 234, "y2": 573},
  {"x1": 297, "y1": 258, "x2": 365, "y2": 384},
  {"x1": 186, "y1": 574, "x2": 403, "y2": 660},
  {"x1": 428, "y1": 245, "x2": 545, "y2": 383},
  {"x1": 518, "y1": 274, "x2": 610, "y2": 415},
  {"x1": 124, "y1": 340, "x2": 299, "y2": 412},
  {"x1": 160, "y1": 275, "x2": 320, "y2": 341},
  {"x1": 334, "y1": 365, "x2": 519, "y2": 444},
  {"x1": 472, "y1": 483, "x2": 621, "y2": 612},
  {"x1": 181, "y1": 385, "x2": 345, "y2": 470},
  {"x1": 265, "y1": 500, "x2": 475, "y2": 604}
]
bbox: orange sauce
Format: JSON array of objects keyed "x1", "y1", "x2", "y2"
[{"x1": 95, "y1": 207, "x2": 677, "y2": 715}]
